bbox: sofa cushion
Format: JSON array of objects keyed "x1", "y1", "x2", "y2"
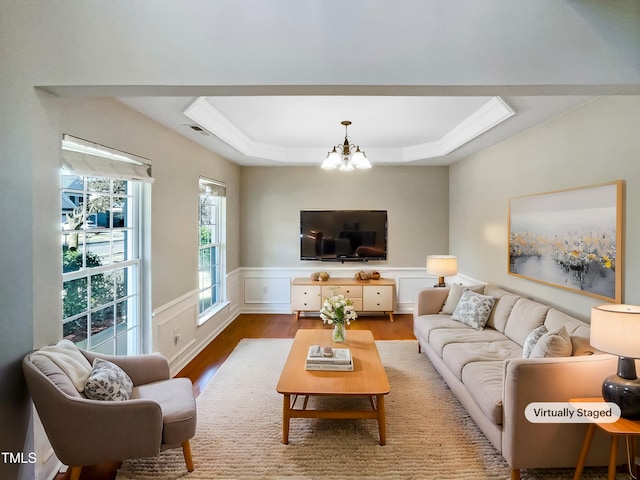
[
  {"x1": 529, "y1": 326, "x2": 572, "y2": 358},
  {"x1": 504, "y1": 298, "x2": 550, "y2": 346},
  {"x1": 462, "y1": 361, "x2": 504, "y2": 425},
  {"x1": 451, "y1": 289, "x2": 496, "y2": 330},
  {"x1": 544, "y1": 309, "x2": 596, "y2": 356},
  {"x1": 429, "y1": 326, "x2": 509, "y2": 357},
  {"x1": 442, "y1": 340, "x2": 522, "y2": 380},
  {"x1": 440, "y1": 283, "x2": 484, "y2": 314},
  {"x1": 522, "y1": 325, "x2": 548, "y2": 358},
  {"x1": 414, "y1": 314, "x2": 469, "y2": 343},
  {"x1": 484, "y1": 286, "x2": 521, "y2": 333}
]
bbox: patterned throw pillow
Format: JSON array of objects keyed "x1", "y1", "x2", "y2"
[
  {"x1": 522, "y1": 325, "x2": 548, "y2": 358},
  {"x1": 451, "y1": 289, "x2": 496, "y2": 331},
  {"x1": 440, "y1": 283, "x2": 485, "y2": 314},
  {"x1": 84, "y1": 358, "x2": 133, "y2": 401}
]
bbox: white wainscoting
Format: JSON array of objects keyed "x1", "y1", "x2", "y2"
[
  {"x1": 237, "y1": 267, "x2": 435, "y2": 315},
  {"x1": 396, "y1": 276, "x2": 438, "y2": 310},
  {"x1": 244, "y1": 276, "x2": 291, "y2": 304},
  {"x1": 153, "y1": 289, "x2": 198, "y2": 365},
  {"x1": 152, "y1": 270, "x2": 242, "y2": 374},
  {"x1": 154, "y1": 267, "x2": 453, "y2": 374}
]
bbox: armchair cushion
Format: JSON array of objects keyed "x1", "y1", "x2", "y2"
[
  {"x1": 132, "y1": 377, "x2": 197, "y2": 445},
  {"x1": 84, "y1": 358, "x2": 134, "y2": 401}
]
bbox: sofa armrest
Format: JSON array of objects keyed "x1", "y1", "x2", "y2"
[
  {"x1": 501, "y1": 353, "x2": 619, "y2": 469},
  {"x1": 414, "y1": 287, "x2": 450, "y2": 316},
  {"x1": 82, "y1": 351, "x2": 170, "y2": 385}
]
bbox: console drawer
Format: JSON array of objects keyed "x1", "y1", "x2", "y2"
[{"x1": 322, "y1": 285, "x2": 363, "y2": 299}]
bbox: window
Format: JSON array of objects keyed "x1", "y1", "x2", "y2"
[
  {"x1": 61, "y1": 135, "x2": 152, "y2": 355},
  {"x1": 198, "y1": 178, "x2": 226, "y2": 319}
]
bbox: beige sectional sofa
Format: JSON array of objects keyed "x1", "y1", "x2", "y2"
[{"x1": 413, "y1": 284, "x2": 624, "y2": 480}]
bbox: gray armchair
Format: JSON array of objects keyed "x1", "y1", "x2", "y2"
[{"x1": 23, "y1": 347, "x2": 196, "y2": 480}]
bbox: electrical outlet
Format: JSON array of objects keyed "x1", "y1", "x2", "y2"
[
  {"x1": 263, "y1": 286, "x2": 269, "y2": 294},
  {"x1": 173, "y1": 328, "x2": 181, "y2": 346}
]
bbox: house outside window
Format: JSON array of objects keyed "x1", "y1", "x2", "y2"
[
  {"x1": 198, "y1": 178, "x2": 226, "y2": 320},
  {"x1": 61, "y1": 135, "x2": 153, "y2": 355}
]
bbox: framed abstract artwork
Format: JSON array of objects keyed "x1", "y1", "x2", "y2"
[{"x1": 508, "y1": 181, "x2": 623, "y2": 303}]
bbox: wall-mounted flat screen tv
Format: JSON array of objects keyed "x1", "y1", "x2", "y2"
[{"x1": 300, "y1": 210, "x2": 387, "y2": 261}]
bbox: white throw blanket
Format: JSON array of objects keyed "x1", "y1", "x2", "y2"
[{"x1": 31, "y1": 339, "x2": 93, "y2": 392}]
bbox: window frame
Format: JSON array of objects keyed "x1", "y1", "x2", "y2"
[
  {"x1": 198, "y1": 177, "x2": 227, "y2": 323},
  {"x1": 60, "y1": 135, "x2": 152, "y2": 355}
]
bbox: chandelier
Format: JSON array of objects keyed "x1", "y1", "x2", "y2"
[{"x1": 321, "y1": 120, "x2": 371, "y2": 171}]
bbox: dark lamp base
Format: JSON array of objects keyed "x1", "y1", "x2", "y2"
[{"x1": 602, "y1": 357, "x2": 640, "y2": 419}]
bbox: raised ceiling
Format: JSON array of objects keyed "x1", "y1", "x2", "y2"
[
  {"x1": 22, "y1": 1, "x2": 637, "y2": 167},
  {"x1": 120, "y1": 94, "x2": 591, "y2": 166}
]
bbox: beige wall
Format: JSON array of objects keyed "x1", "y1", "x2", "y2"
[
  {"x1": 52, "y1": 97, "x2": 241, "y2": 308},
  {"x1": 450, "y1": 96, "x2": 640, "y2": 320},
  {"x1": 240, "y1": 166, "x2": 449, "y2": 268}
]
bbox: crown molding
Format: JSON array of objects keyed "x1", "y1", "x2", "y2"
[{"x1": 184, "y1": 96, "x2": 514, "y2": 164}]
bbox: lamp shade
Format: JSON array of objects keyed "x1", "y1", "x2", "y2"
[
  {"x1": 426, "y1": 255, "x2": 458, "y2": 276},
  {"x1": 591, "y1": 304, "x2": 640, "y2": 358}
]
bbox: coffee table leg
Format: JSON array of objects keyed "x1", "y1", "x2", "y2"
[
  {"x1": 282, "y1": 394, "x2": 291, "y2": 444},
  {"x1": 377, "y1": 394, "x2": 386, "y2": 446}
]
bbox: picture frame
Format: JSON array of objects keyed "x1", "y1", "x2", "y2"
[{"x1": 508, "y1": 181, "x2": 623, "y2": 303}]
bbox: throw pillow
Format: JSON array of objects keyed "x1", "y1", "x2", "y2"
[
  {"x1": 529, "y1": 326, "x2": 572, "y2": 359},
  {"x1": 440, "y1": 283, "x2": 484, "y2": 315},
  {"x1": 440, "y1": 283, "x2": 464, "y2": 314},
  {"x1": 84, "y1": 358, "x2": 134, "y2": 401},
  {"x1": 451, "y1": 289, "x2": 497, "y2": 331},
  {"x1": 522, "y1": 325, "x2": 548, "y2": 358}
]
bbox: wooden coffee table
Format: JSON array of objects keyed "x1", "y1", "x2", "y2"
[{"x1": 276, "y1": 329, "x2": 390, "y2": 445}]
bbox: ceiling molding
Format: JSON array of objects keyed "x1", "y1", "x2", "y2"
[
  {"x1": 184, "y1": 97, "x2": 288, "y2": 162},
  {"x1": 183, "y1": 96, "x2": 515, "y2": 164},
  {"x1": 402, "y1": 97, "x2": 514, "y2": 160}
]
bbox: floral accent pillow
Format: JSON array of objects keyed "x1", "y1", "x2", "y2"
[
  {"x1": 84, "y1": 358, "x2": 133, "y2": 401},
  {"x1": 451, "y1": 289, "x2": 496, "y2": 331},
  {"x1": 522, "y1": 325, "x2": 548, "y2": 358}
]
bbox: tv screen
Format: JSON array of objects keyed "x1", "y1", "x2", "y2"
[{"x1": 300, "y1": 210, "x2": 387, "y2": 261}]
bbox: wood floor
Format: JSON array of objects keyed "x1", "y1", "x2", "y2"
[{"x1": 54, "y1": 313, "x2": 415, "y2": 480}]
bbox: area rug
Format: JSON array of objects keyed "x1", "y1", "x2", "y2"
[{"x1": 116, "y1": 339, "x2": 622, "y2": 480}]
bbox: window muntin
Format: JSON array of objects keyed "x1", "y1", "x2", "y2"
[
  {"x1": 198, "y1": 178, "x2": 226, "y2": 318},
  {"x1": 61, "y1": 173, "x2": 140, "y2": 355}
]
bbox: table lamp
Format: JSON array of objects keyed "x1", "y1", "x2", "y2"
[
  {"x1": 426, "y1": 255, "x2": 457, "y2": 288},
  {"x1": 590, "y1": 304, "x2": 640, "y2": 418}
]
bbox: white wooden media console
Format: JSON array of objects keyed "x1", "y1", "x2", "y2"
[{"x1": 290, "y1": 277, "x2": 395, "y2": 321}]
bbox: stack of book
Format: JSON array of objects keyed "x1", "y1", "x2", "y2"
[{"x1": 305, "y1": 346, "x2": 354, "y2": 371}]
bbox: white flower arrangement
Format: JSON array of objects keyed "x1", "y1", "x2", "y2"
[{"x1": 319, "y1": 294, "x2": 358, "y2": 325}]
